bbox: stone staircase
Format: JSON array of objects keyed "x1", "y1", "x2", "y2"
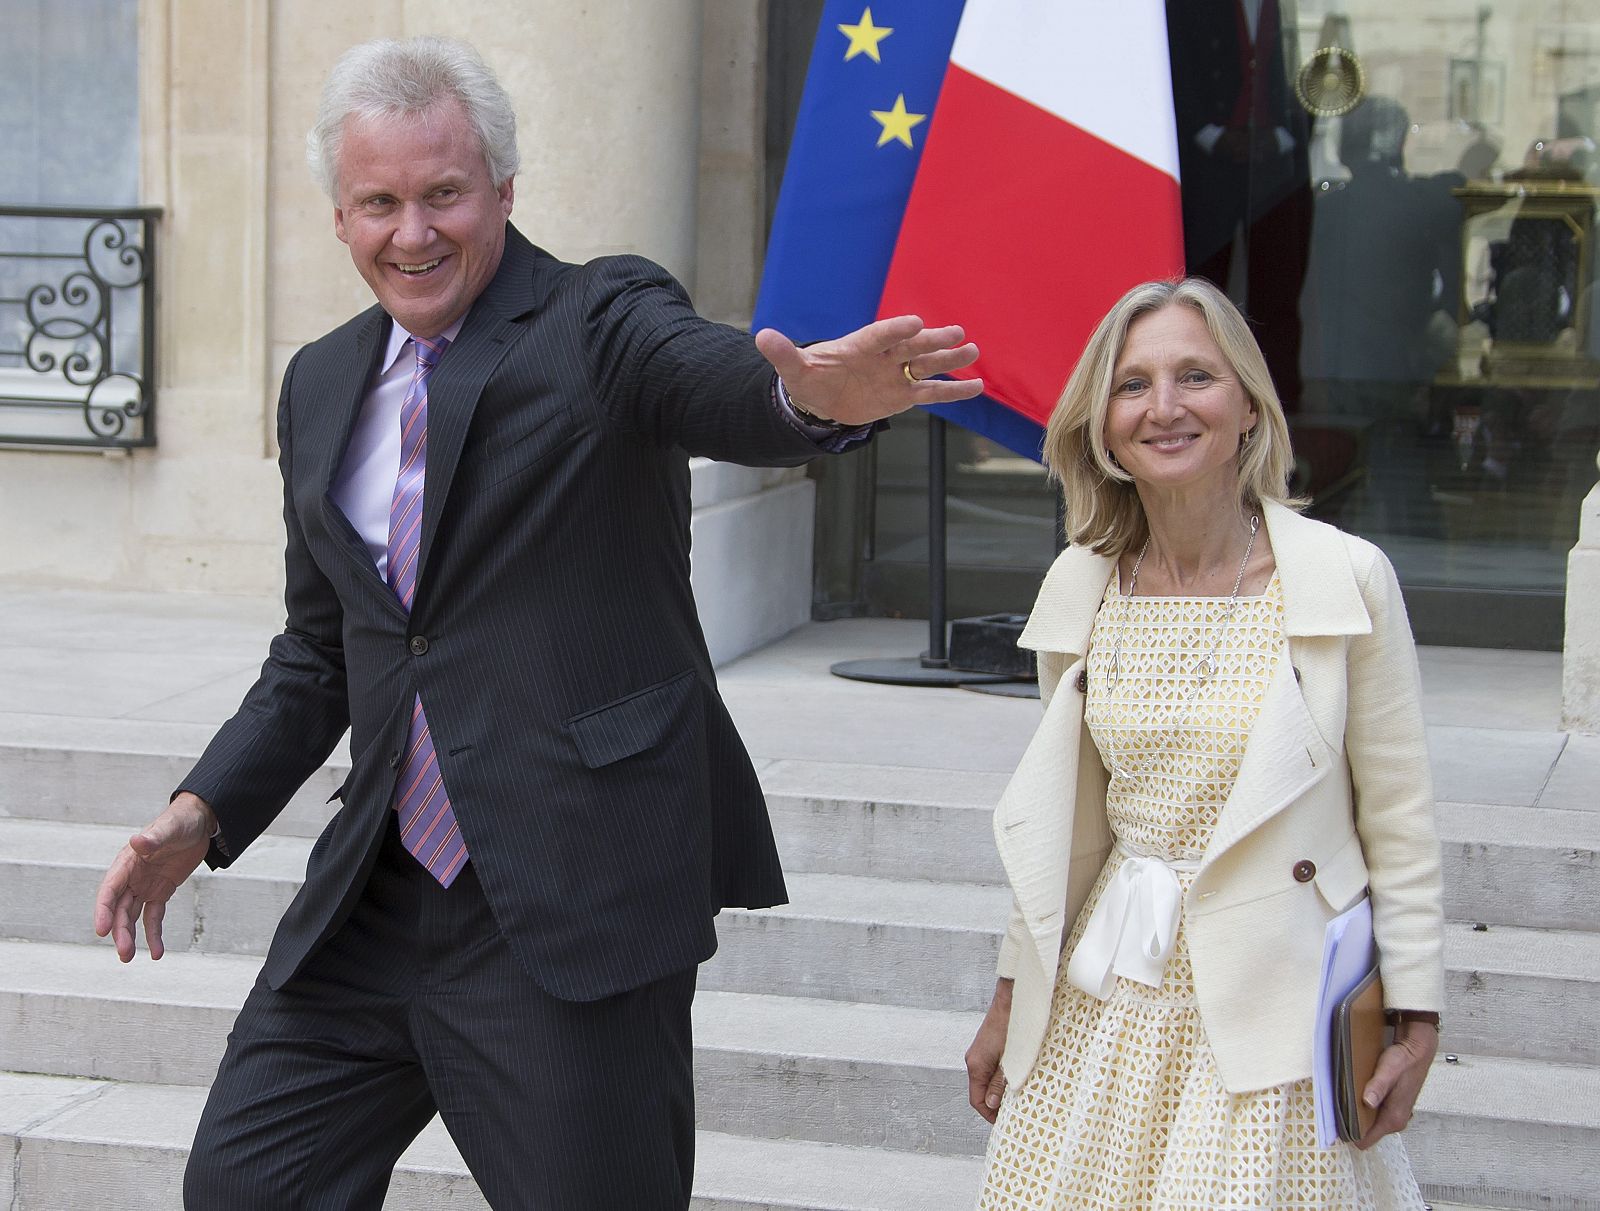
[{"x1": 2, "y1": 620, "x2": 1597, "y2": 1208}]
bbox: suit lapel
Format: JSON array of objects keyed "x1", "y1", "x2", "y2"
[
  {"x1": 1200, "y1": 501, "x2": 1372, "y2": 869},
  {"x1": 1199, "y1": 655, "x2": 1330, "y2": 871},
  {"x1": 412, "y1": 226, "x2": 547, "y2": 601},
  {"x1": 413, "y1": 314, "x2": 522, "y2": 591}
]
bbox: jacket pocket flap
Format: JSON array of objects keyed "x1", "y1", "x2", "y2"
[
  {"x1": 566, "y1": 669, "x2": 695, "y2": 769},
  {"x1": 1314, "y1": 831, "x2": 1370, "y2": 913}
]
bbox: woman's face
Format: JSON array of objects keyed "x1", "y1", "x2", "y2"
[{"x1": 1102, "y1": 304, "x2": 1257, "y2": 501}]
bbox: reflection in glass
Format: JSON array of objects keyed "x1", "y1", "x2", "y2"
[
  {"x1": 1262, "y1": 3, "x2": 1594, "y2": 640},
  {"x1": 838, "y1": 1, "x2": 1600, "y2": 646}
]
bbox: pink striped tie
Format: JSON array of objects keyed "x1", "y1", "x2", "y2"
[{"x1": 386, "y1": 335, "x2": 468, "y2": 887}]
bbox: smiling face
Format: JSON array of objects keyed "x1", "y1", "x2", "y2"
[
  {"x1": 1103, "y1": 303, "x2": 1258, "y2": 504},
  {"x1": 333, "y1": 99, "x2": 514, "y2": 338}
]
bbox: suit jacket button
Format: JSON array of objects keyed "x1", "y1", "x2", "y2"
[
  {"x1": 1293, "y1": 859, "x2": 1316, "y2": 883},
  {"x1": 389, "y1": 749, "x2": 402, "y2": 769},
  {"x1": 1075, "y1": 669, "x2": 1088, "y2": 693},
  {"x1": 409, "y1": 635, "x2": 429, "y2": 655}
]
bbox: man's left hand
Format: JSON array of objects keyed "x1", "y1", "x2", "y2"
[{"x1": 755, "y1": 315, "x2": 983, "y2": 428}]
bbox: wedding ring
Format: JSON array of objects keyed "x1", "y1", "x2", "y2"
[{"x1": 902, "y1": 361, "x2": 920, "y2": 385}]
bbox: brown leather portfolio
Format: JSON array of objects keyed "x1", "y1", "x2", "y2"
[{"x1": 1333, "y1": 966, "x2": 1389, "y2": 1142}]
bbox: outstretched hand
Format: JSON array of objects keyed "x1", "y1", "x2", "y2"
[
  {"x1": 755, "y1": 315, "x2": 982, "y2": 428},
  {"x1": 93, "y1": 791, "x2": 216, "y2": 962}
]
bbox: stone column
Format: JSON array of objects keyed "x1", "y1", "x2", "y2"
[
  {"x1": 269, "y1": 0, "x2": 708, "y2": 376},
  {"x1": 695, "y1": 0, "x2": 767, "y2": 327},
  {"x1": 1563, "y1": 453, "x2": 1600, "y2": 733},
  {"x1": 434, "y1": 0, "x2": 706, "y2": 283}
]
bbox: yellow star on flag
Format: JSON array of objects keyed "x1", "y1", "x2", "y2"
[
  {"x1": 871, "y1": 94, "x2": 926, "y2": 148},
  {"x1": 838, "y1": 7, "x2": 893, "y2": 62}
]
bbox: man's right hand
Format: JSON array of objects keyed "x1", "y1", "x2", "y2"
[{"x1": 93, "y1": 791, "x2": 216, "y2": 962}]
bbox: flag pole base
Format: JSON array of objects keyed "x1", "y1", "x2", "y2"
[{"x1": 830, "y1": 655, "x2": 1022, "y2": 688}]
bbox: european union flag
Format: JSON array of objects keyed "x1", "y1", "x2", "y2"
[
  {"x1": 753, "y1": 1, "x2": 965, "y2": 346},
  {"x1": 754, "y1": 1, "x2": 1046, "y2": 459}
]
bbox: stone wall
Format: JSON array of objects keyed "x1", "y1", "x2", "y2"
[{"x1": 0, "y1": 0, "x2": 811, "y2": 664}]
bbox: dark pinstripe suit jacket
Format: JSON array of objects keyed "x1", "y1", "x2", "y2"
[{"x1": 181, "y1": 226, "x2": 820, "y2": 1000}]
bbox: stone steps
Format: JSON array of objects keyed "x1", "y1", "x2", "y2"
[
  {"x1": 0, "y1": 1073, "x2": 986, "y2": 1211},
  {"x1": 3, "y1": 732, "x2": 1600, "y2": 908},
  {"x1": 3, "y1": 1043, "x2": 1587, "y2": 1203},
  {"x1": 5, "y1": 818, "x2": 1594, "y2": 1060},
  {"x1": 3, "y1": 727, "x2": 1598, "y2": 1207},
  {"x1": 5, "y1": 738, "x2": 1598, "y2": 924},
  {"x1": 1436, "y1": 800, "x2": 1600, "y2": 932},
  {"x1": 0, "y1": 939, "x2": 990, "y2": 1156},
  {"x1": 1406, "y1": 1053, "x2": 1600, "y2": 1211},
  {"x1": 0, "y1": 736, "x2": 345, "y2": 841},
  {"x1": 1440, "y1": 921, "x2": 1600, "y2": 1064},
  {"x1": 0, "y1": 816, "x2": 1012, "y2": 1009},
  {"x1": 2, "y1": 934, "x2": 1597, "y2": 1206}
]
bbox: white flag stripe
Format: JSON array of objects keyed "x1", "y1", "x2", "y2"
[{"x1": 949, "y1": 0, "x2": 1180, "y2": 181}]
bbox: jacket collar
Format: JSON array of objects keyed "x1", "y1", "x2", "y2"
[
  {"x1": 467, "y1": 223, "x2": 553, "y2": 324},
  {"x1": 1260, "y1": 499, "x2": 1372, "y2": 638},
  {"x1": 410, "y1": 224, "x2": 552, "y2": 598},
  {"x1": 1018, "y1": 499, "x2": 1371, "y2": 658}
]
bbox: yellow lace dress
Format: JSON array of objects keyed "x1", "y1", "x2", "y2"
[{"x1": 977, "y1": 574, "x2": 1426, "y2": 1210}]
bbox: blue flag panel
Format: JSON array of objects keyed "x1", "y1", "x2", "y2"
[
  {"x1": 753, "y1": 0, "x2": 964, "y2": 341},
  {"x1": 752, "y1": 0, "x2": 1046, "y2": 460}
]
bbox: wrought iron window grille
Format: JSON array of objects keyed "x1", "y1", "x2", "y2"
[{"x1": 0, "y1": 205, "x2": 160, "y2": 449}]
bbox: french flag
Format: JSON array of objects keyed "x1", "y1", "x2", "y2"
[
  {"x1": 753, "y1": 1, "x2": 1184, "y2": 462},
  {"x1": 882, "y1": 0, "x2": 1186, "y2": 455}
]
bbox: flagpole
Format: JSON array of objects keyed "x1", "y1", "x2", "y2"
[
  {"x1": 923, "y1": 416, "x2": 949, "y2": 668},
  {"x1": 830, "y1": 411, "x2": 1015, "y2": 687}
]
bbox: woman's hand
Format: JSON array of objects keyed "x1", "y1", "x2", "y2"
[
  {"x1": 1354, "y1": 1018, "x2": 1439, "y2": 1150},
  {"x1": 966, "y1": 977, "x2": 1014, "y2": 1123}
]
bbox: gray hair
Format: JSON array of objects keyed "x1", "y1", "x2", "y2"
[{"x1": 306, "y1": 36, "x2": 520, "y2": 199}]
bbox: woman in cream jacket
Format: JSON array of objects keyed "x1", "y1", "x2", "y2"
[{"x1": 968, "y1": 279, "x2": 1444, "y2": 1209}]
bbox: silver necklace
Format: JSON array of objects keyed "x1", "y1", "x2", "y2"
[{"x1": 1105, "y1": 514, "x2": 1261, "y2": 783}]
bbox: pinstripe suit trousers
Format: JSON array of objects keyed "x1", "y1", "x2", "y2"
[{"x1": 183, "y1": 818, "x2": 697, "y2": 1210}]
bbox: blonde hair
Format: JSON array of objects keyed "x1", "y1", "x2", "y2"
[{"x1": 1043, "y1": 277, "x2": 1301, "y2": 555}]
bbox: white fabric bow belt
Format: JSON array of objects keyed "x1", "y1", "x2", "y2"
[{"x1": 1065, "y1": 846, "x2": 1201, "y2": 1000}]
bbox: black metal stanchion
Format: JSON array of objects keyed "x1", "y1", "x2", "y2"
[
  {"x1": 924, "y1": 414, "x2": 949, "y2": 668},
  {"x1": 958, "y1": 488, "x2": 1060, "y2": 699},
  {"x1": 831, "y1": 415, "x2": 1017, "y2": 687}
]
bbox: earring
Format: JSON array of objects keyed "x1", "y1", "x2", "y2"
[{"x1": 1105, "y1": 447, "x2": 1123, "y2": 470}]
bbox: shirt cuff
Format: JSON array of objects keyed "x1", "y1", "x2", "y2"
[{"x1": 770, "y1": 375, "x2": 876, "y2": 453}]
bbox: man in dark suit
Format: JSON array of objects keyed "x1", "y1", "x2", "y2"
[{"x1": 92, "y1": 36, "x2": 980, "y2": 1210}]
